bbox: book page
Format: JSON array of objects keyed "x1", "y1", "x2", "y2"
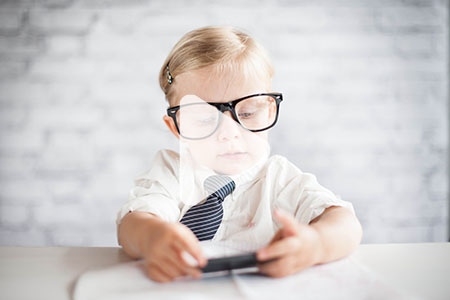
[{"x1": 74, "y1": 242, "x2": 417, "y2": 300}]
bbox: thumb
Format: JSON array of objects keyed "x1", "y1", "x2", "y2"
[{"x1": 274, "y1": 208, "x2": 300, "y2": 237}]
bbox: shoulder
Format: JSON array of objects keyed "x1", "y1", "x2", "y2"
[
  {"x1": 260, "y1": 155, "x2": 300, "y2": 186},
  {"x1": 153, "y1": 149, "x2": 179, "y2": 166},
  {"x1": 137, "y1": 149, "x2": 180, "y2": 181},
  {"x1": 265, "y1": 154, "x2": 303, "y2": 176},
  {"x1": 263, "y1": 155, "x2": 320, "y2": 187}
]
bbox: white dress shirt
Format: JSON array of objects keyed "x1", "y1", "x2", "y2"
[{"x1": 116, "y1": 149, "x2": 355, "y2": 248}]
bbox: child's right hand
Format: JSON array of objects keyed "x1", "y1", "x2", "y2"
[{"x1": 142, "y1": 217, "x2": 207, "y2": 282}]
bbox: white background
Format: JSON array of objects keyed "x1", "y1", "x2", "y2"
[{"x1": 0, "y1": 0, "x2": 448, "y2": 246}]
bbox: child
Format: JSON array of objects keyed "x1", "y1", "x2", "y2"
[{"x1": 117, "y1": 26, "x2": 362, "y2": 283}]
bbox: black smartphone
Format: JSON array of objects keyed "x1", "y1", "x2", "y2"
[{"x1": 200, "y1": 253, "x2": 258, "y2": 273}]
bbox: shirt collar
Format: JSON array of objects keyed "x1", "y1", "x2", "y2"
[
  {"x1": 179, "y1": 142, "x2": 270, "y2": 192},
  {"x1": 229, "y1": 149, "x2": 269, "y2": 187}
]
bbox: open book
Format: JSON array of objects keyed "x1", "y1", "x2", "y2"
[{"x1": 74, "y1": 241, "x2": 418, "y2": 300}]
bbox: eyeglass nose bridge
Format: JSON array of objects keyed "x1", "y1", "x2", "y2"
[{"x1": 217, "y1": 102, "x2": 240, "y2": 123}]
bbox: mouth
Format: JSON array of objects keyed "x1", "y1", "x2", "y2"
[{"x1": 217, "y1": 152, "x2": 248, "y2": 160}]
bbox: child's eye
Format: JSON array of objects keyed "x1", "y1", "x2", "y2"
[
  {"x1": 197, "y1": 116, "x2": 216, "y2": 125},
  {"x1": 238, "y1": 111, "x2": 255, "y2": 119}
]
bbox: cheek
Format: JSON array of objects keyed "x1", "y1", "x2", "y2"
[
  {"x1": 183, "y1": 140, "x2": 217, "y2": 163},
  {"x1": 244, "y1": 131, "x2": 269, "y2": 153}
]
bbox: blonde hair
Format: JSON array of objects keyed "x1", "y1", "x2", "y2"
[{"x1": 159, "y1": 26, "x2": 274, "y2": 106}]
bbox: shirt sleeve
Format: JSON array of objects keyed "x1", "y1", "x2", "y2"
[
  {"x1": 272, "y1": 156, "x2": 356, "y2": 225},
  {"x1": 115, "y1": 149, "x2": 182, "y2": 226}
]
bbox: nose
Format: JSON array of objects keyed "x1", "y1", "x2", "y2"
[{"x1": 216, "y1": 111, "x2": 242, "y2": 141}]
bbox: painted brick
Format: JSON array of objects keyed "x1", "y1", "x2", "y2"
[
  {"x1": 0, "y1": 0, "x2": 447, "y2": 247},
  {"x1": 0, "y1": 81, "x2": 49, "y2": 107},
  {"x1": 0, "y1": 178, "x2": 50, "y2": 205},
  {"x1": 33, "y1": 201, "x2": 87, "y2": 226},
  {"x1": 27, "y1": 104, "x2": 104, "y2": 131},
  {"x1": 0, "y1": 35, "x2": 45, "y2": 58},
  {"x1": 0, "y1": 60, "x2": 28, "y2": 78},
  {"x1": 0, "y1": 9, "x2": 24, "y2": 35},
  {"x1": 376, "y1": 6, "x2": 445, "y2": 32},
  {"x1": 37, "y1": 0, "x2": 74, "y2": 9},
  {"x1": 28, "y1": 9, "x2": 97, "y2": 35},
  {"x1": 45, "y1": 35, "x2": 84, "y2": 56},
  {"x1": 0, "y1": 129, "x2": 45, "y2": 153},
  {"x1": 0, "y1": 203, "x2": 30, "y2": 228},
  {"x1": 393, "y1": 33, "x2": 445, "y2": 58},
  {"x1": 0, "y1": 154, "x2": 37, "y2": 179},
  {"x1": 0, "y1": 228, "x2": 47, "y2": 246},
  {"x1": 47, "y1": 225, "x2": 92, "y2": 246}
]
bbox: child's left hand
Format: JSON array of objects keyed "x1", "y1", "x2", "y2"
[{"x1": 256, "y1": 209, "x2": 323, "y2": 277}]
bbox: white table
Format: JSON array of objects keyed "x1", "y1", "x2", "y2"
[{"x1": 0, "y1": 243, "x2": 449, "y2": 300}]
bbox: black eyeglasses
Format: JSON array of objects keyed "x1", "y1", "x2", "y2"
[{"x1": 167, "y1": 93, "x2": 283, "y2": 140}]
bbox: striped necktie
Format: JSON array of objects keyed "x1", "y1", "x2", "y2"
[{"x1": 180, "y1": 175, "x2": 236, "y2": 241}]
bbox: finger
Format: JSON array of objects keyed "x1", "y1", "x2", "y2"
[
  {"x1": 268, "y1": 229, "x2": 283, "y2": 244},
  {"x1": 256, "y1": 230, "x2": 282, "y2": 262},
  {"x1": 257, "y1": 236, "x2": 300, "y2": 261},
  {"x1": 258, "y1": 256, "x2": 295, "y2": 278},
  {"x1": 146, "y1": 262, "x2": 172, "y2": 283},
  {"x1": 183, "y1": 266, "x2": 202, "y2": 279},
  {"x1": 274, "y1": 209, "x2": 300, "y2": 237},
  {"x1": 173, "y1": 237, "x2": 206, "y2": 267},
  {"x1": 173, "y1": 226, "x2": 207, "y2": 266},
  {"x1": 157, "y1": 257, "x2": 185, "y2": 279},
  {"x1": 176, "y1": 251, "x2": 203, "y2": 278},
  {"x1": 164, "y1": 248, "x2": 202, "y2": 279},
  {"x1": 166, "y1": 247, "x2": 195, "y2": 269}
]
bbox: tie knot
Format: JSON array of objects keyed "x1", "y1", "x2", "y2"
[{"x1": 204, "y1": 175, "x2": 235, "y2": 200}]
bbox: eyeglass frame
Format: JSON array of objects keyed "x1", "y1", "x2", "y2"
[{"x1": 166, "y1": 92, "x2": 283, "y2": 140}]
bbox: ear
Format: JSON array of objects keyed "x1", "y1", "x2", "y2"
[{"x1": 163, "y1": 115, "x2": 180, "y2": 139}]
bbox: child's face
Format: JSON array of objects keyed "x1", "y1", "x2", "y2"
[{"x1": 163, "y1": 66, "x2": 272, "y2": 175}]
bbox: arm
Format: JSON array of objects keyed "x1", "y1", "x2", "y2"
[
  {"x1": 256, "y1": 206, "x2": 363, "y2": 277},
  {"x1": 309, "y1": 206, "x2": 363, "y2": 264},
  {"x1": 118, "y1": 211, "x2": 161, "y2": 259},
  {"x1": 118, "y1": 211, "x2": 207, "y2": 282}
]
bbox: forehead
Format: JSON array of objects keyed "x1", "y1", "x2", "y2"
[{"x1": 173, "y1": 66, "x2": 270, "y2": 105}]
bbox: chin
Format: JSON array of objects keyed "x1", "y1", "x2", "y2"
[{"x1": 213, "y1": 161, "x2": 254, "y2": 176}]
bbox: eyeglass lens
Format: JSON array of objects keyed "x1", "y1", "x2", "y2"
[{"x1": 176, "y1": 95, "x2": 278, "y2": 139}]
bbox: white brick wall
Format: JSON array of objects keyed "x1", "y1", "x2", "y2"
[{"x1": 0, "y1": 0, "x2": 448, "y2": 246}]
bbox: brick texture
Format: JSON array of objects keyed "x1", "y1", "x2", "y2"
[{"x1": 0, "y1": 0, "x2": 448, "y2": 246}]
